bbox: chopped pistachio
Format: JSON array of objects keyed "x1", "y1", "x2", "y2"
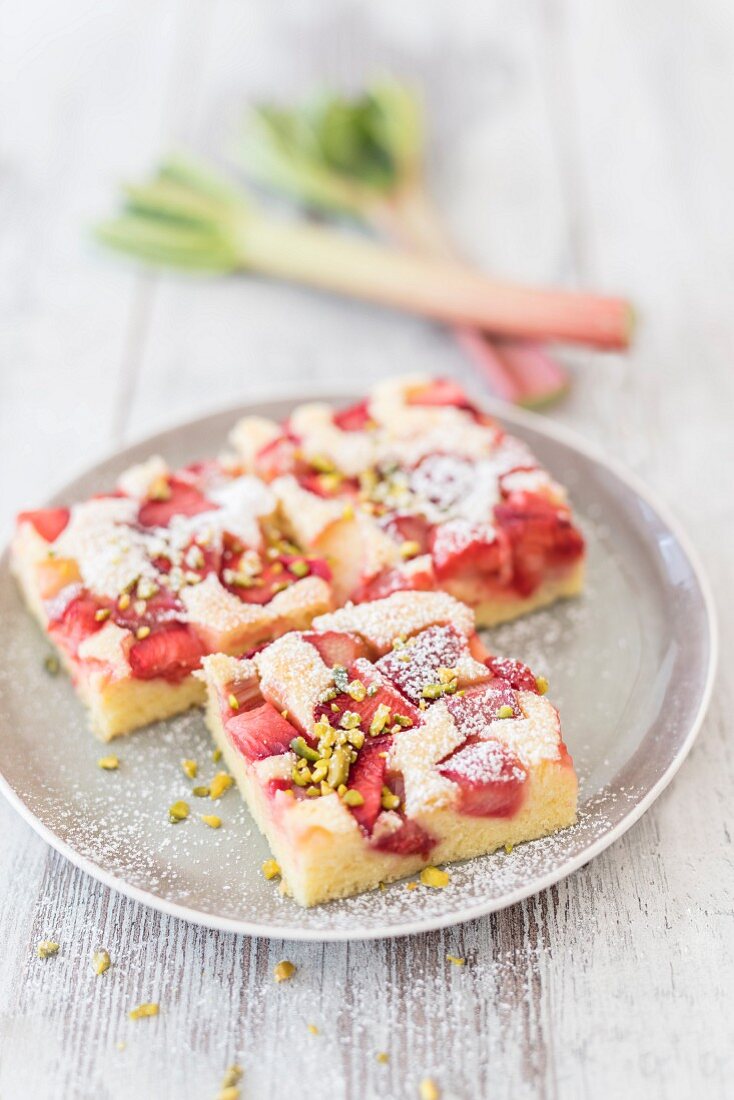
[
  {"x1": 192, "y1": 785, "x2": 210, "y2": 798},
  {"x1": 419, "y1": 1078, "x2": 441, "y2": 1100},
  {"x1": 446, "y1": 955, "x2": 465, "y2": 967},
  {"x1": 92, "y1": 949, "x2": 112, "y2": 975},
  {"x1": 201, "y1": 814, "x2": 222, "y2": 829},
  {"x1": 339, "y1": 710, "x2": 361, "y2": 731},
  {"x1": 405, "y1": 882, "x2": 418, "y2": 891},
  {"x1": 136, "y1": 578, "x2": 158, "y2": 600},
  {"x1": 228, "y1": 693, "x2": 240, "y2": 711},
  {"x1": 117, "y1": 592, "x2": 131, "y2": 611},
  {"x1": 310, "y1": 453, "x2": 336, "y2": 474},
  {"x1": 366, "y1": 683, "x2": 379, "y2": 698},
  {"x1": 304, "y1": 785, "x2": 321, "y2": 798},
  {"x1": 181, "y1": 758, "x2": 198, "y2": 780},
  {"x1": 221, "y1": 1065, "x2": 243, "y2": 1089},
  {"x1": 319, "y1": 472, "x2": 343, "y2": 494},
  {"x1": 209, "y1": 772, "x2": 234, "y2": 799},
  {"x1": 497, "y1": 704, "x2": 514, "y2": 719},
  {"x1": 148, "y1": 476, "x2": 171, "y2": 501},
  {"x1": 261, "y1": 859, "x2": 281, "y2": 881},
  {"x1": 217, "y1": 1086, "x2": 240, "y2": 1100},
  {"x1": 37, "y1": 941, "x2": 59, "y2": 959},
  {"x1": 310, "y1": 760, "x2": 329, "y2": 784},
  {"x1": 94, "y1": 608, "x2": 111, "y2": 622},
  {"x1": 399, "y1": 539, "x2": 421, "y2": 559},
  {"x1": 346, "y1": 679, "x2": 367, "y2": 702},
  {"x1": 129, "y1": 1002, "x2": 159, "y2": 1020},
  {"x1": 168, "y1": 800, "x2": 189, "y2": 823},
  {"x1": 98, "y1": 755, "x2": 120, "y2": 771},
  {"x1": 116, "y1": 1041, "x2": 126, "y2": 1051},
  {"x1": 370, "y1": 703, "x2": 391, "y2": 736},
  {"x1": 332, "y1": 664, "x2": 349, "y2": 693},
  {"x1": 327, "y1": 747, "x2": 350, "y2": 789},
  {"x1": 43, "y1": 654, "x2": 60, "y2": 676},
  {"x1": 535, "y1": 675, "x2": 549, "y2": 695},
  {"x1": 392, "y1": 714, "x2": 413, "y2": 728},
  {"x1": 504, "y1": 843, "x2": 514, "y2": 855},
  {"x1": 346, "y1": 728, "x2": 365, "y2": 750},
  {"x1": 307, "y1": 1023, "x2": 319, "y2": 1036},
  {"x1": 376, "y1": 1052, "x2": 390, "y2": 1064},
  {"x1": 421, "y1": 683, "x2": 444, "y2": 700},
  {"x1": 291, "y1": 767, "x2": 311, "y2": 787},
  {"x1": 212, "y1": 748, "x2": 222, "y2": 763},
  {"x1": 135, "y1": 625, "x2": 151, "y2": 640},
  {"x1": 273, "y1": 960, "x2": 296, "y2": 983},
  {"x1": 420, "y1": 866, "x2": 450, "y2": 889},
  {"x1": 437, "y1": 666, "x2": 456, "y2": 684},
  {"x1": 342, "y1": 789, "x2": 365, "y2": 807},
  {"x1": 288, "y1": 559, "x2": 310, "y2": 578},
  {"x1": 381, "y1": 786, "x2": 400, "y2": 811},
  {"x1": 290, "y1": 736, "x2": 320, "y2": 763}
]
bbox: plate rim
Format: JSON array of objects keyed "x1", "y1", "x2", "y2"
[{"x1": 0, "y1": 388, "x2": 719, "y2": 941}]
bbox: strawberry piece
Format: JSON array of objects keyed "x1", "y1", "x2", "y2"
[
  {"x1": 18, "y1": 508, "x2": 70, "y2": 543},
  {"x1": 439, "y1": 740, "x2": 527, "y2": 817},
  {"x1": 484, "y1": 655, "x2": 539, "y2": 693},
  {"x1": 128, "y1": 623, "x2": 204, "y2": 682},
  {"x1": 138, "y1": 479, "x2": 214, "y2": 528},
  {"x1": 333, "y1": 399, "x2": 371, "y2": 432},
  {"x1": 302, "y1": 631, "x2": 369, "y2": 668},
  {"x1": 314, "y1": 660, "x2": 420, "y2": 730},
  {"x1": 446, "y1": 680, "x2": 521, "y2": 735},
  {"x1": 48, "y1": 591, "x2": 105, "y2": 656},
  {"x1": 430, "y1": 519, "x2": 511, "y2": 582},
  {"x1": 352, "y1": 563, "x2": 435, "y2": 604},
  {"x1": 345, "y1": 735, "x2": 390, "y2": 832},
  {"x1": 226, "y1": 701, "x2": 296, "y2": 762},
  {"x1": 373, "y1": 818, "x2": 435, "y2": 857},
  {"x1": 406, "y1": 378, "x2": 476, "y2": 412},
  {"x1": 376, "y1": 624, "x2": 470, "y2": 703}
]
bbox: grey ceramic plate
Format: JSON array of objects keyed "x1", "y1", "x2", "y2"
[{"x1": 0, "y1": 393, "x2": 717, "y2": 941}]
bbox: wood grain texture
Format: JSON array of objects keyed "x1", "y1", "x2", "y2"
[{"x1": 1, "y1": 1, "x2": 732, "y2": 1097}]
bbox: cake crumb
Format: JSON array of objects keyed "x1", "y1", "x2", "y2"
[
  {"x1": 419, "y1": 866, "x2": 450, "y2": 889},
  {"x1": 129, "y1": 1002, "x2": 159, "y2": 1020},
  {"x1": 419, "y1": 1078, "x2": 441, "y2": 1100},
  {"x1": 274, "y1": 960, "x2": 296, "y2": 983},
  {"x1": 37, "y1": 941, "x2": 59, "y2": 959}
]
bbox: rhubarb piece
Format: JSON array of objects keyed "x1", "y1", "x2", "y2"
[
  {"x1": 11, "y1": 457, "x2": 333, "y2": 740},
  {"x1": 97, "y1": 153, "x2": 633, "y2": 351},
  {"x1": 199, "y1": 590, "x2": 577, "y2": 907}
]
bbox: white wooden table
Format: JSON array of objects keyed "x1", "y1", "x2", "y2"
[{"x1": 1, "y1": 3, "x2": 732, "y2": 1097}]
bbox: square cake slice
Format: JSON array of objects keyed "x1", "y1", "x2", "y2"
[
  {"x1": 12, "y1": 457, "x2": 333, "y2": 740},
  {"x1": 228, "y1": 375, "x2": 585, "y2": 626},
  {"x1": 199, "y1": 590, "x2": 577, "y2": 907}
]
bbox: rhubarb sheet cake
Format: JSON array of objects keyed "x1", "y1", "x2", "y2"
[
  {"x1": 12, "y1": 457, "x2": 333, "y2": 740},
  {"x1": 228, "y1": 375, "x2": 585, "y2": 625},
  {"x1": 199, "y1": 590, "x2": 577, "y2": 907}
]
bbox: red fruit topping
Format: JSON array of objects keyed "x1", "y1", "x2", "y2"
[
  {"x1": 138, "y1": 479, "x2": 214, "y2": 528},
  {"x1": 439, "y1": 740, "x2": 527, "y2": 817},
  {"x1": 314, "y1": 660, "x2": 420, "y2": 731},
  {"x1": 352, "y1": 562, "x2": 435, "y2": 604},
  {"x1": 224, "y1": 675, "x2": 263, "y2": 715},
  {"x1": 302, "y1": 631, "x2": 369, "y2": 668},
  {"x1": 48, "y1": 592, "x2": 105, "y2": 655},
  {"x1": 128, "y1": 624, "x2": 205, "y2": 682},
  {"x1": 379, "y1": 512, "x2": 433, "y2": 554},
  {"x1": 484, "y1": 655, "x2": 539, "y2": 693},
  {"x1": 223, "y1": 554, "x2": 330, "y2": 606},
  {"x1": 430, "y1": 519, "x2": 511, "y2": 582},
  {"x1": 494, "y1": 491, "x2": 585, "y2": 597},
  {"x1": 446, "y1": 680, "x2": 521, "y2": 735},
  {"x1": 254, "y1": 433, "x2": 299, "y2": 480},
  {"x1": 406, "y1": 378, "x2": 476, "y2": 412},
  {"x1": 113, "y1": 587, "x2": 184, "y2": 630},
  {"x1": 226, "y1": 701, "x2": 295, "y2": 762},
  {"x1": 373, "y1": 818, "x2": 435, "y2": 858},
  {"x1": 267, "y1": 776, "x2": 293, "y2": 797},
  {"x1": 345, "y1": 735, "x2": 390, "y2": 832},
  {"x1": 18, "y1": 508, "x2": 70, "y2": 543},
  {"x1": 376, "y1": 624, "x2": 470, "y2": 703},
  {"x1": 408, "y1": 453, "x2": 475, "y2": 514},
  {"x1": 334, "y1": 399, "x2": 371, "y2": 432}
]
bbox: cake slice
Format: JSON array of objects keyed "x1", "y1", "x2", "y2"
[
  {"x1": 199, "y1": 590, "x2": 577, "y2": 907},
  {"x1": 228, "y1": 375, "x2": 585, "y2": 626},
  {"x1": 12, "y1": 457, "x2": 333, "y2": 740}
]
